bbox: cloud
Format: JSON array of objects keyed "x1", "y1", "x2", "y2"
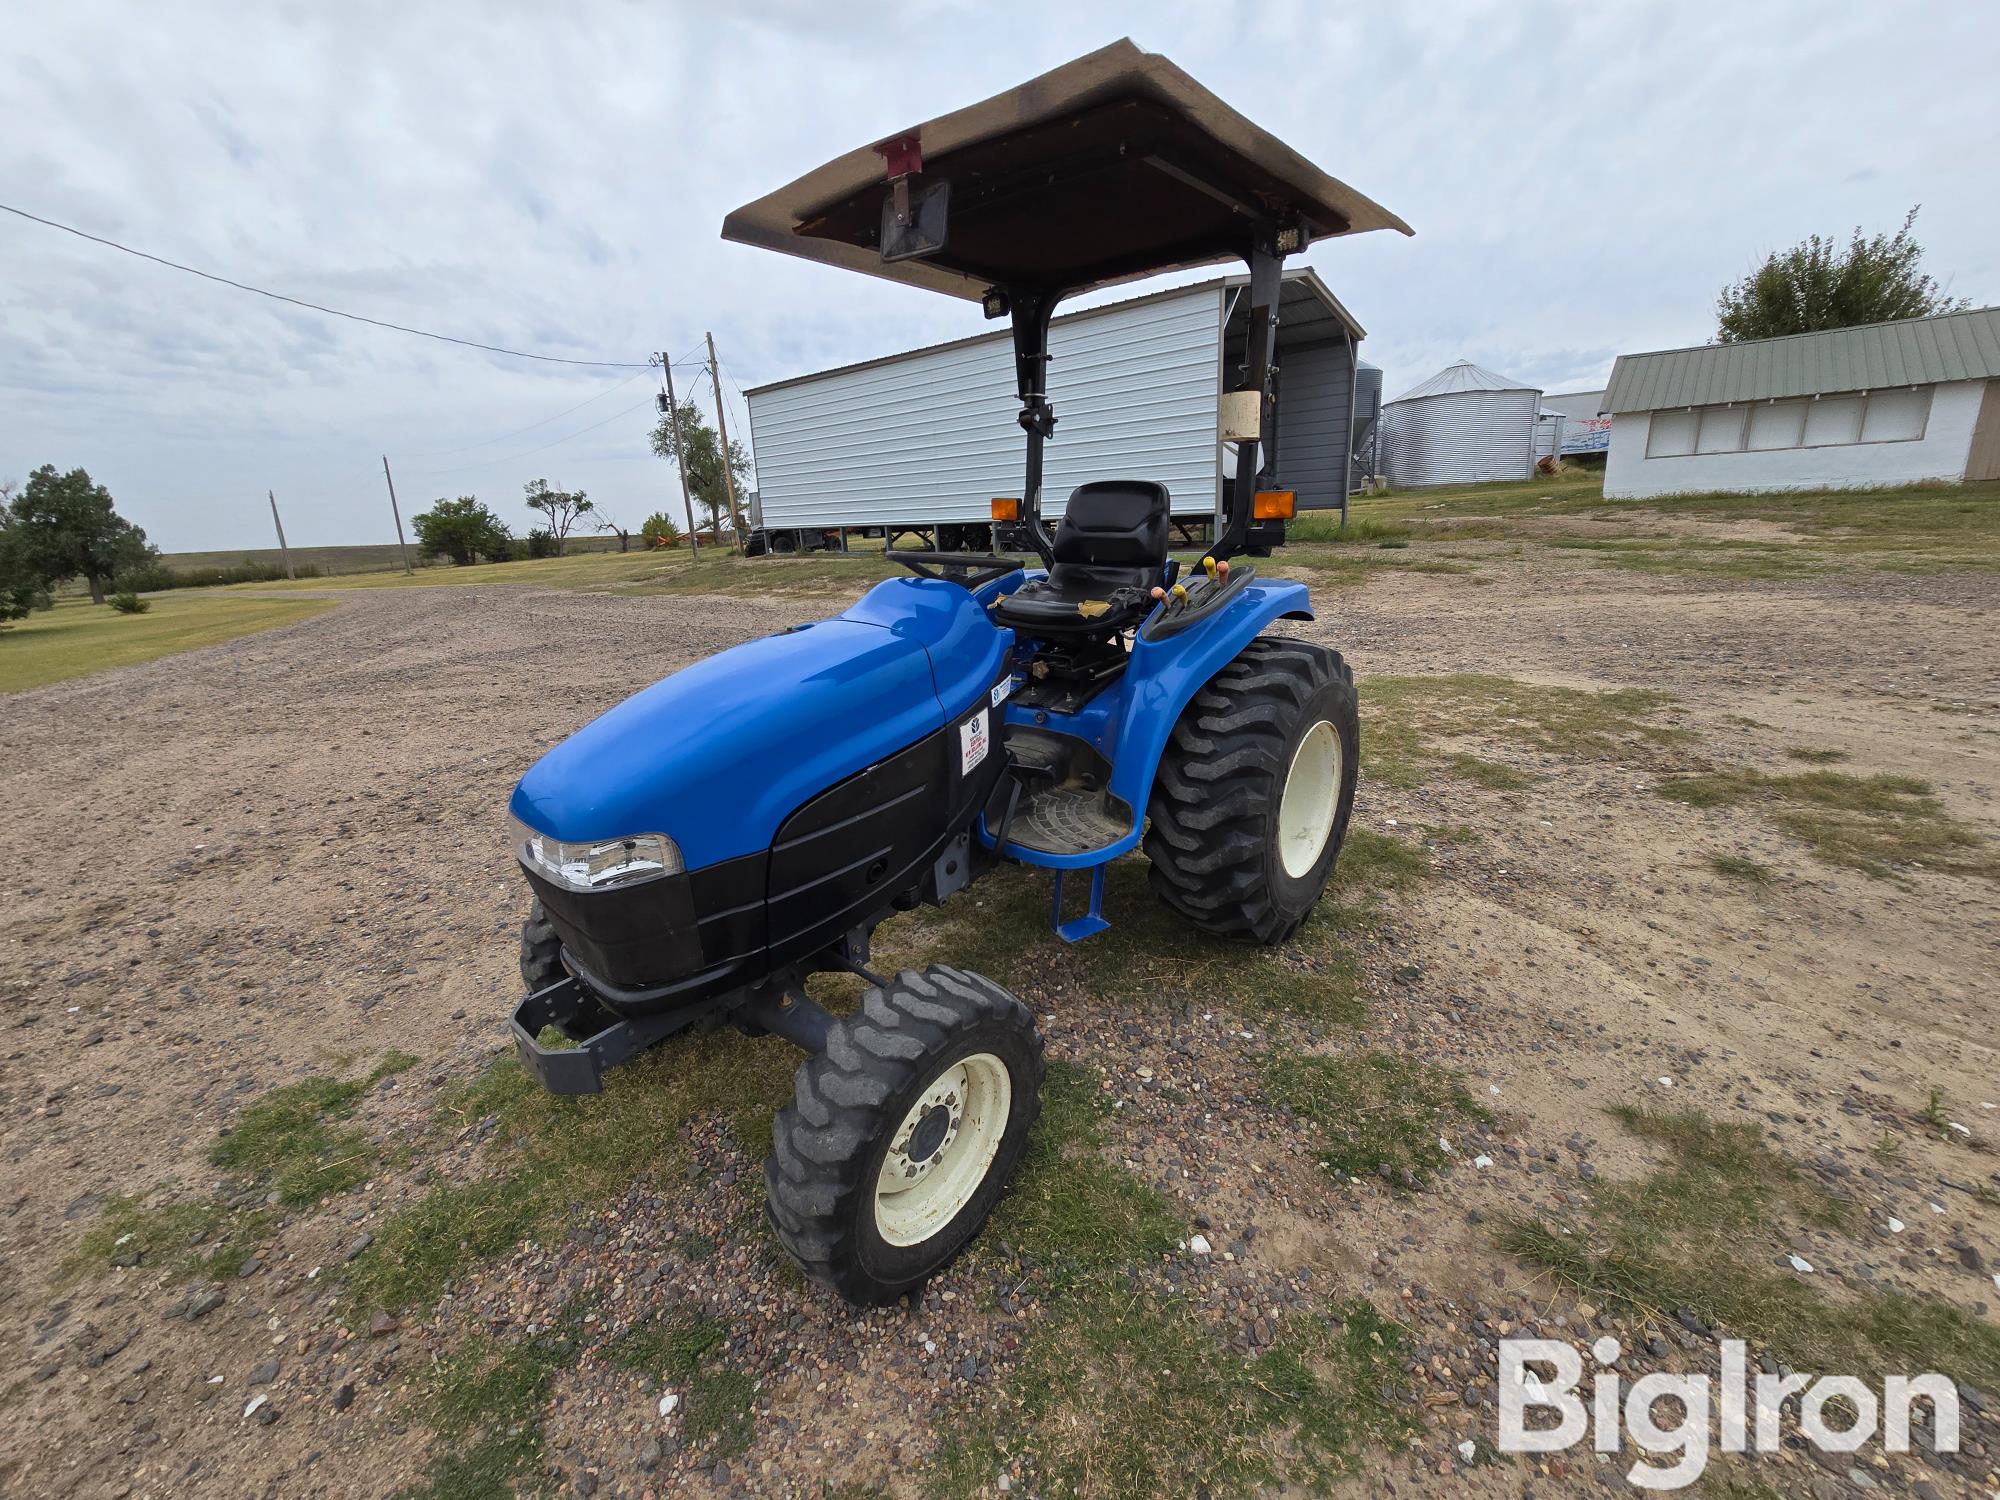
[{"x1": 2, "y1": 1, "x2": 1995, "y2": 548}]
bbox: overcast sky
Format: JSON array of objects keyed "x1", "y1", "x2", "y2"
[{"x1": 4, "y1": 1, "x2": 1996, "y2": 552}]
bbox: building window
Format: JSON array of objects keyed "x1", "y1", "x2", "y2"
[
  {"x1": 1747, "y1": 401, "x2": 1806, "y2": 449},
  {"x1": 1697, "y1": 407, "x2": 1747, "y2": 453},
  {"x1": 1644, "y1": 387, "x2": 1932, "y2": 458},
  {"x1": 1861, "y1": 387, "x2": 1930, "y2": 442},
  {"x1": 1803, "y1": 395, "x2": 1866, "y2": 447},
  {"x1": 1646, "y1": 409, "x2": 1698, "y2": 457}
]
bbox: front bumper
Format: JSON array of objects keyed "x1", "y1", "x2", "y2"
[{"x1": 510, "y1": 977, "x2": 704, "y2": 1095}]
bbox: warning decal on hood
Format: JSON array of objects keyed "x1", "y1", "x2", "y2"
[{"x1": 959, "y1": 707, "x2": 989, "y2": 776}]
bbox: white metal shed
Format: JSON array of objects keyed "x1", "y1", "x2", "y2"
[
  {"x1": 745, "y1": 269, "x2": 1365, "y2": 546},
  {"x1": 1378, "y1": 361, "x2": 1542, "y2": 487}
]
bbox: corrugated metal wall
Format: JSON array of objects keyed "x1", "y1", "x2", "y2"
[
  {"x1": 1271, "y1": 341, "x2": 1354, "y2": 510},
  {"x1": 750, "y1": 288, "x2": 1224, "y2": 530},
  {"x1": 1379, "y1": 390, "x2": 1540, "y2": 487}
]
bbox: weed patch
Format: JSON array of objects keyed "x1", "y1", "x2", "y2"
[
  {"x1": 1499, "y1": 1106, "x2": 2000, "y2": 1389},
  {"x1": 402, "y1": 1330, "x2": 572, "y2": 1499},
  {"x1": 1657, "y1": 769, "x2": 1996, "y2": 880},
  {"x1": 1261, "y1": 1050, "x2": 1488, "y2": 1186}
]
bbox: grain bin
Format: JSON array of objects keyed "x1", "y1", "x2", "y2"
[{"x1": 1379, "y1": 361, "x2": 1541, "y2": 487}]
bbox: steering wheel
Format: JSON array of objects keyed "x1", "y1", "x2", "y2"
[{"x1": 885, "y1": 551, "x2": 1024, "y2": 591}]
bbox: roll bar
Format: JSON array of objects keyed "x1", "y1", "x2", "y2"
[{"x1": 994, "y1": 226, "x2": 1290, "y2": 569}]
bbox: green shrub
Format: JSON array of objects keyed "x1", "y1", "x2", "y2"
[{"x1": 108, "y1": 591, "x2": 149, "y2": 614}]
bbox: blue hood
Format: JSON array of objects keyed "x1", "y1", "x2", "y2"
[{"x1": 509, "y1": 578, "x2": 1012, "y2": 871}]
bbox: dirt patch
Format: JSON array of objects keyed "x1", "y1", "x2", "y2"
[{"x1": 2, "y1": 546, "x2": 1995, "y2": 1498}]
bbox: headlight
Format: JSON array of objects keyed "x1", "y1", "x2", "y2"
[{"x1": 511, "y1": 816, "x2": 682, "y2": 892}]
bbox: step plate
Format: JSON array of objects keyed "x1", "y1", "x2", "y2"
[{"x1": 1007, "y1": 784, "x2": 1130, "y2": 856}]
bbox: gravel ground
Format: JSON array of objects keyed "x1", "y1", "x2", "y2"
[{"x1": 2, "y1": 551, "x2": 1995, "y2": 1499}]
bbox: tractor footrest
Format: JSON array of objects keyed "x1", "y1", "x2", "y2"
[
  {"x1": 510, "y1": 979, "x2": 683, "y2": 1097},
  {"x1": 1007, "y1": 784, "x2": 1130, "y2": 857}
]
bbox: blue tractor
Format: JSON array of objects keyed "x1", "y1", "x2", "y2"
[{"x1": 505, "y1": 40, "x2": 1410, "y2": 1304}]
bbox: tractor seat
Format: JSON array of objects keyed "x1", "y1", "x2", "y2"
[{"x1": 992, "y1": 480, "x2": 1171, "y2": 637}]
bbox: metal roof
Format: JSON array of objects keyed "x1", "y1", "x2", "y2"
[
  {"x1": 744, "y1": 266, "x2": 1361, "y2": 397},
  {"x1": 1604, "y1": 307, "x2": 2000, "y2": 413},
  {"x1": 720, "y1": 39, "x2": 1410, "y2": 304},
  {"x1": 1385, "y1": 361, "x2": 1536, "y2": 405}
]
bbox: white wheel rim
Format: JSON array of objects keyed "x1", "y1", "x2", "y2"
[
  {"x1": 873, "y1": 1052, "x2": 1012, "y2": 1248},
  {"x1": 1278, "y1": 719, "x2": 1341, "y2": 879}
]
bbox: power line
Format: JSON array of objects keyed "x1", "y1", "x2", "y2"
[
  {"x1": 402, "y1": 396, "x2": 657, "y2": 480},
  {"x1": 414, "y1": 369, "x2": 650, "y2": 457},
  {"x1": 1, "y1": 200, "x2": 653, "y2": 369}
]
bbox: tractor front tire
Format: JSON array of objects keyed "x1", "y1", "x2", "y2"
[
  {"x1": 1144, "y1": 637, "x2": 1358, "y2": 944},
  {"x1": 519, "y1": 899, "x2": 566, "y2": 992},
  {"x1": 765, "y1": 966, "x2": 1043, "y2": 1305}
]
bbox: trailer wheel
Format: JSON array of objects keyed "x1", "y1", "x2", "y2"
[
  {"x1": 765, "y1": 966, "x2": 1043, "y2": 1305},
  {"x1": 1143, "y1": 637, "x2": 1357, "y2": 944}
]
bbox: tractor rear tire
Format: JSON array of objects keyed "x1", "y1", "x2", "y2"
[
  {"x1": 1143, "y1": 637, "x2": 1358, "y2": 944},
  {"x1": 765, "y1": 966, "x2": 1043, "y2": 1305},
  {"x1": 519, "y1": 899, "x2": 566, "y2": 992}
]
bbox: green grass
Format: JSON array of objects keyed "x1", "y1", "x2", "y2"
[
  {"x1": 402, "y1": 1328, "x2": 575, "y2": 1499},
  {"x1": 929, "y1": 1295, "x2": 1418, "y2": 1499},
  {"x1": 1657, "y1": 768, "x2": 1998, "y2": 881},
  {"x1": 0, "y1": 593, "x2": 336, "y2": 693},
  {"x1": 882, "y1": 830, "x2": 1429, "y2": 1030},
  {"x1": 164, "y1": 535, "x2": 624, "y2": 577},
  {"x1": 210, "y1": 1052, "x2": 415, "y2": 1207},
  {"x1": 1784, "y1": 746, "x2": 1848, "y2": 764},
  {"x1": 62, "y1": 1194, "x2": 269, "y2": 1285},
  {"x1": 1361, "y1": 673, "x2": 1691, "y2": 788},
  {"x1": 1498, "y1": 1105, "x2": 2000, "y2": 1390},
  {"x1": 1260, "y1": 1050, "x2": 1488, "y2": 1186},
  {"x1": 979, "y1": 1063, "x2": 1180, "y2": 1285},
  {"x1": 604, "y1": 1312, "x2": 756, "y2": 1460},
  {"x1": 1706, "y1": 853, "x2": 1774, "y2": 883},
  {"x1": 346, "y1": 1031, "x2": 794, "y2": 1311},
  {"x1": 62, "y1": 1051, "x2": 414, "y2": 1284},
  {"x1": 1546, "y1": 537, "x2": 1824, "y2": 581},
  {"x1": 1444, "y1": 752, "x2": 1539, "y2": 790}
]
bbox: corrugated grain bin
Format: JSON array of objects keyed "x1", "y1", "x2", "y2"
[{"x1": 1379, "y1": 361, "x2": 1541, "y2": 487}]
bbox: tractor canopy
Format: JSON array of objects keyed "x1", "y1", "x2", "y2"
[{"x1": 720, "y1": 37, "x2": 1411, "y2": 303}]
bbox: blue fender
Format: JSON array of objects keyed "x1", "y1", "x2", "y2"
[
  {"x1": 991, "y1": 577, "x2": 1314, "y2": 867},
  {"x1": 510, "y1": 577, "x2": 1011, "y2": 870}
]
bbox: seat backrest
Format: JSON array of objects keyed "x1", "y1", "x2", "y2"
[{"x1": 1051, "y1": 480, "x2": 1171, "y2": 570}]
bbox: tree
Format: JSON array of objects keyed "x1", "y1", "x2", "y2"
[
  {"x1": 412, "y1": 496, "x2": 514, "y2": 566},
  {"x1": 9, "y1": 465, "x2": 157, "y2": 604},
  {"x1": 595, "y1": 510, "x2": 633, "y2": 553},
  {"x1": 1716, "y1": 207, "x2": 1970, "y2": 344},
  {"x1": 0, "y1": 511, "x2": 51, "y2": 623},
  {"x1": 649, "y1": 400, "x2": 751, "y2": 539},
  {"x1": 523, "y1": 479, "x2": 593, "y2": 556},
  {"x1": 640, "y1": 511, "x2": 683, "y2": 549}
]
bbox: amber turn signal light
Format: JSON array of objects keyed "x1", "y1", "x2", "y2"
[
  {"x1": 1252, "y1": 490, "x2": 1296, "y2": 520},
  {"x1": 990, "y1": 498, "x2": 1020, "y2": 521}
]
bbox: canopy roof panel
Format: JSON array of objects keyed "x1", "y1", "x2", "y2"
[{"x1": 721, "y1": 39, "x2": 1411, "y2": 303}]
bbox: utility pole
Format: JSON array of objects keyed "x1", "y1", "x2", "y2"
[
  {"x1": 657, "y1": 354, "x2": 699, "y2": 561},
  {"x1": 706, "y1": 332, "x2": 741, "y2": 553},
  {"x1": 267, "y1": 490, "x2": 296, "y2": 580},
  {"x1": 381, "y1": 456, "x2": 413, "y2": 575}
]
